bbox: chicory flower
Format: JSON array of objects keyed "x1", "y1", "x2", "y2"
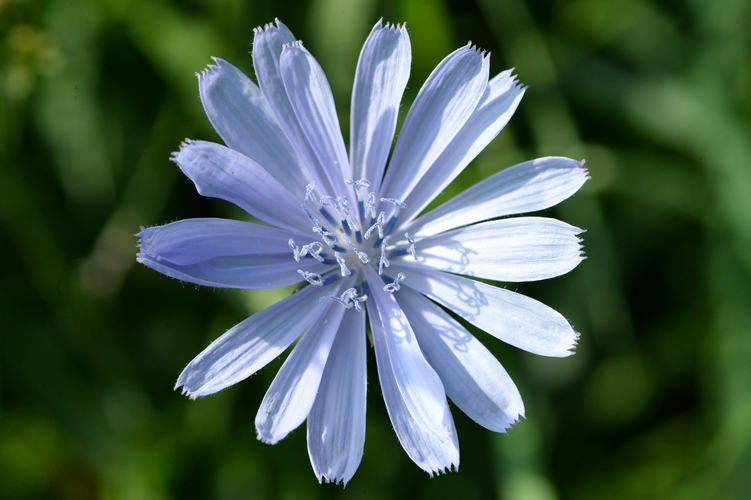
[{"x1": 137, "y1": 18, "x2": 588, "y2": 484}]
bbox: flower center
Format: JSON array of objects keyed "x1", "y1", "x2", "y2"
[{"x1": 289, "y1": 182, "x2": 417, "y2": 302}]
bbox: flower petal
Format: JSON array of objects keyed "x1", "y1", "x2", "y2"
[
  {"x1": 256, "y1": 280, "x2": 351, "y2": 444},
  {"x1": 137, "y1": 253, "x2": 323, "y2": 290},
  {"x1": 172, "y1": 140, "x2": 310, "y2": 233},
  {"x1": 378, "y1": 44, "x2": 489, "y2": 203},
  {"x1": 137, "y1": 218, "x2": 326, "y2": 289},
  {"x1": 364, "y1": 265, "x2": 459, "y2": 475},
  {"x1": 307, "y1": 309, "x2": 367, "y2": 485},
  {"x1": 137, "y1": 218, "x2": 308, "y2": 265},
  {"x1": 350, "y1": 20, "x2": 411, "y2": 188},
  {"x1": 197, "y1": 57, "x2": 309, "y2": 197},
  {"x1": 406, "y1": 156, "x2": 589, "y2": 237},
  {"x1": 252, "y1": 19, "x2": 297, "y2": 123},
  {"x1": 174, "y1": 283, "x2": 335, "y2": 398},
  {"x1": 397, "y1": 288, "x2": 524, "y2": 432},
  {"x1": 400, "y1": 71, "x2": 525, "y2": 223},
  {"x1": 252, "y1": 21, "x2": 340, "y2": 200},
  {"x1": 403, "y1": 217, "x2": 584, "y2": 282},
  {"x1": 390, "y1": 263, "x2": 579, "y2": 357},
  {"x1": 280, "y1": 42, "x2": 353, "y2": 203}
]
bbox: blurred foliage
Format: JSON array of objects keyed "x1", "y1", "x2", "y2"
[{"x1": 2, "y1": 0, "x2": 750, "y2": 498}]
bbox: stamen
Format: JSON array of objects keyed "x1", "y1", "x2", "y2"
[
  {"x1": 383, "y1": 272, "x2": 405, "y2": 293},
  {"x1": 304, "y1": 183, "x2": 320, "y2": 206},
  {"x1": 405, "y1": 232, "x2": 417, "y2": 259},
  {"x1": 302, "y1": 203, "x2": 333, "y2": 239},
  {"x1": 364, "y1": 211, "x2": 386, "y2": 240},
  {"x1": 315, "y1": 195, "x2": 339, "y2": 226},
  {"x1": 380, "y1": 198, "x2": 407, "y2": 217},
  {"x1": 345, "y1": 179, "x2": 371, "y2": 199},
  {"x1": 342, "y1": 234, "x2": 370, "y2": 264},
  {"x1": 326, "y1": 287, "x2": 368, "y2": 311},
  {"x1": 301, "y1": 242, "x2": 324, "y2": 262},
  {"x1": 366, "y1": 192, "x2": 377, "y2": 220},
  {"x1": 332, "y1": 196, "x2": 358, "y2": 234},
  {"x1": 378, "y1": 236, "x2": 390, "y2": 275},
  {"x1": 288, "y1": 238, "x2": 302, "y2": 262},
  {"x1": 309, "y1": 216, "x2": 336, "y2": 247},
  {"x1": 351, "y1": 294, "x2": 368, "y2": 311},
  {"x1": 297, "y1": 269, "x2": 323, "y2": 286},
  {"x1": 380, "y1": 198, "x2": 407, "y2": 236},
  {"x1": 334, "y1": 252, "x2": 351, "y2": 277},
  {"x1": 289, "y1": 239, "x2": 325, "y2": 262}
]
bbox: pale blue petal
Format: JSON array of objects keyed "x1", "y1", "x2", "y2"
[
  {"x1": 350, "y1": 20, "x2": 411, "y2": 188},
  {"x1": 404, "y1": 217, "x2": 584, "y2": 282},
  {"x1": 137, "y1": 219, "x2": 327, "y2": 289},
  {"x1": 279, "y1": 42, "x2": 354, "y2": 205},
  {"x1": 400, "y1": 71, "x2": 525, "y2": 223},
  {"x1": 307, "y1": 309, "x2": 367, "y2": 485},
  {"x1": 175, "y1": 283, "x2": 335, "y2": 398},
  {"x1": 364, "y1": 265, "x2": 459, "y2": 475},
  {"x1": 256, "y1": 280, "x2": 352, "y2": 444},
  {"x1": 137, "y1": 218, "x2": 308, "y2": 265},
  {"x1": 137, "y1": 253, "x2": 318, "y2": 289},
  {"x1": 171, "y1": 140, "x2": 310, "y2": 233},
  {"x1": 252, "y1": 19, "x2": 297, "y2": 124},
  {"x1": 378, "y1": 44, "x2": 489, "y2": 203},
  {"x1": 252, "y1": 21, "x2": 339, "y2": 199},
  {"x1": 407, "y1": 156, "x2": 589, "y2": 237},
  {"x1": 390, "y1": 263, "x2": 579, "y2": 357},
  {"x1": 397, "y1": 288, "x2": 524, "y2": 432},
  {"x1": 197, "y1": 57, "x2": 309, "y2": 197}
]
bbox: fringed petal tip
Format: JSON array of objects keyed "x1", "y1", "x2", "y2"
[
  {"x1": 464, "y1": 40, "x2": 490, "y2": 59},
  {"x1": 281, "y1": 40, "x2": 305, "y2": 52},
  {"x1": 169, "y1": 138, "x2": 195, "y2": 164},
  {"x1": 426, "y1": 462, "x2": 459, "y2": 478},
  {"x1": 134, "y1": 224, "x2": 147, "y2": 239},
  {"x1": 173, "y1": 382, "x2": 201, "y2": 401},
  {"x1": 491, "y1": 68, "x2": 526, "y2": 93},
  {"x1": 135, "y1": 226, "x2": 159, "y2": 261},
  {"x1": 578, "y1": 243, "x2": 588, "y2": 261},
  {"x1": 256, "y1": 431, "x2": 281, "y2": 445},
  {"x1": 576, "y1": 158, "x2": 591, "y2": 181},
  {"x1": 195, "y1": 56, "x2": 229, "y2": 80},
  {"x1": 373, "y1": 18, "x2": 407, "y2": 33},
  {"x1": 514, "y1": 79, "x2": 528, "y2": 94},
  {"x1": 567, "y1": 330, "x2": 581, "y2": 355},
  {"x1": 174, "y1": 369, "x2": 213, "y2": 400},
  {"x1": 253, "y1": 18, "x2": 287, "y2": 35},
  {"x1": 316, "y1": 474, "x2": 351, "y2": 487},
  {"x1": 134, "y1": 226, "x2": 147, "y2": 248},
  {"x1": 573, "y1": 229, "x2": 588, "y2": 263},
  {"x1": 500, "y1": 413, "x2": 527, "y2": 434}
]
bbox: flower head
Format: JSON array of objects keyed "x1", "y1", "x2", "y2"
[{"x1": 137, "y1": 18, "x2": 588, "y2": 484}]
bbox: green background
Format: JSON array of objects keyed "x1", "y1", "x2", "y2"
[{"x1": 2, "y1": 0, "x2": 750, "y2": 498}]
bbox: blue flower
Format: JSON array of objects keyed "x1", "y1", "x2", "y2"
[{"x1": 137, "y1": 19, "x2": 588, "y2": 484}]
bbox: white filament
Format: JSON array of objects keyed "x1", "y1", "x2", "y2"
[
  {"x1": 297, "y1": 269, "x2": 323, "y2": 286},
  {"x1": 383, "y1": 272, "x2": 405, "y2": 293}
]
